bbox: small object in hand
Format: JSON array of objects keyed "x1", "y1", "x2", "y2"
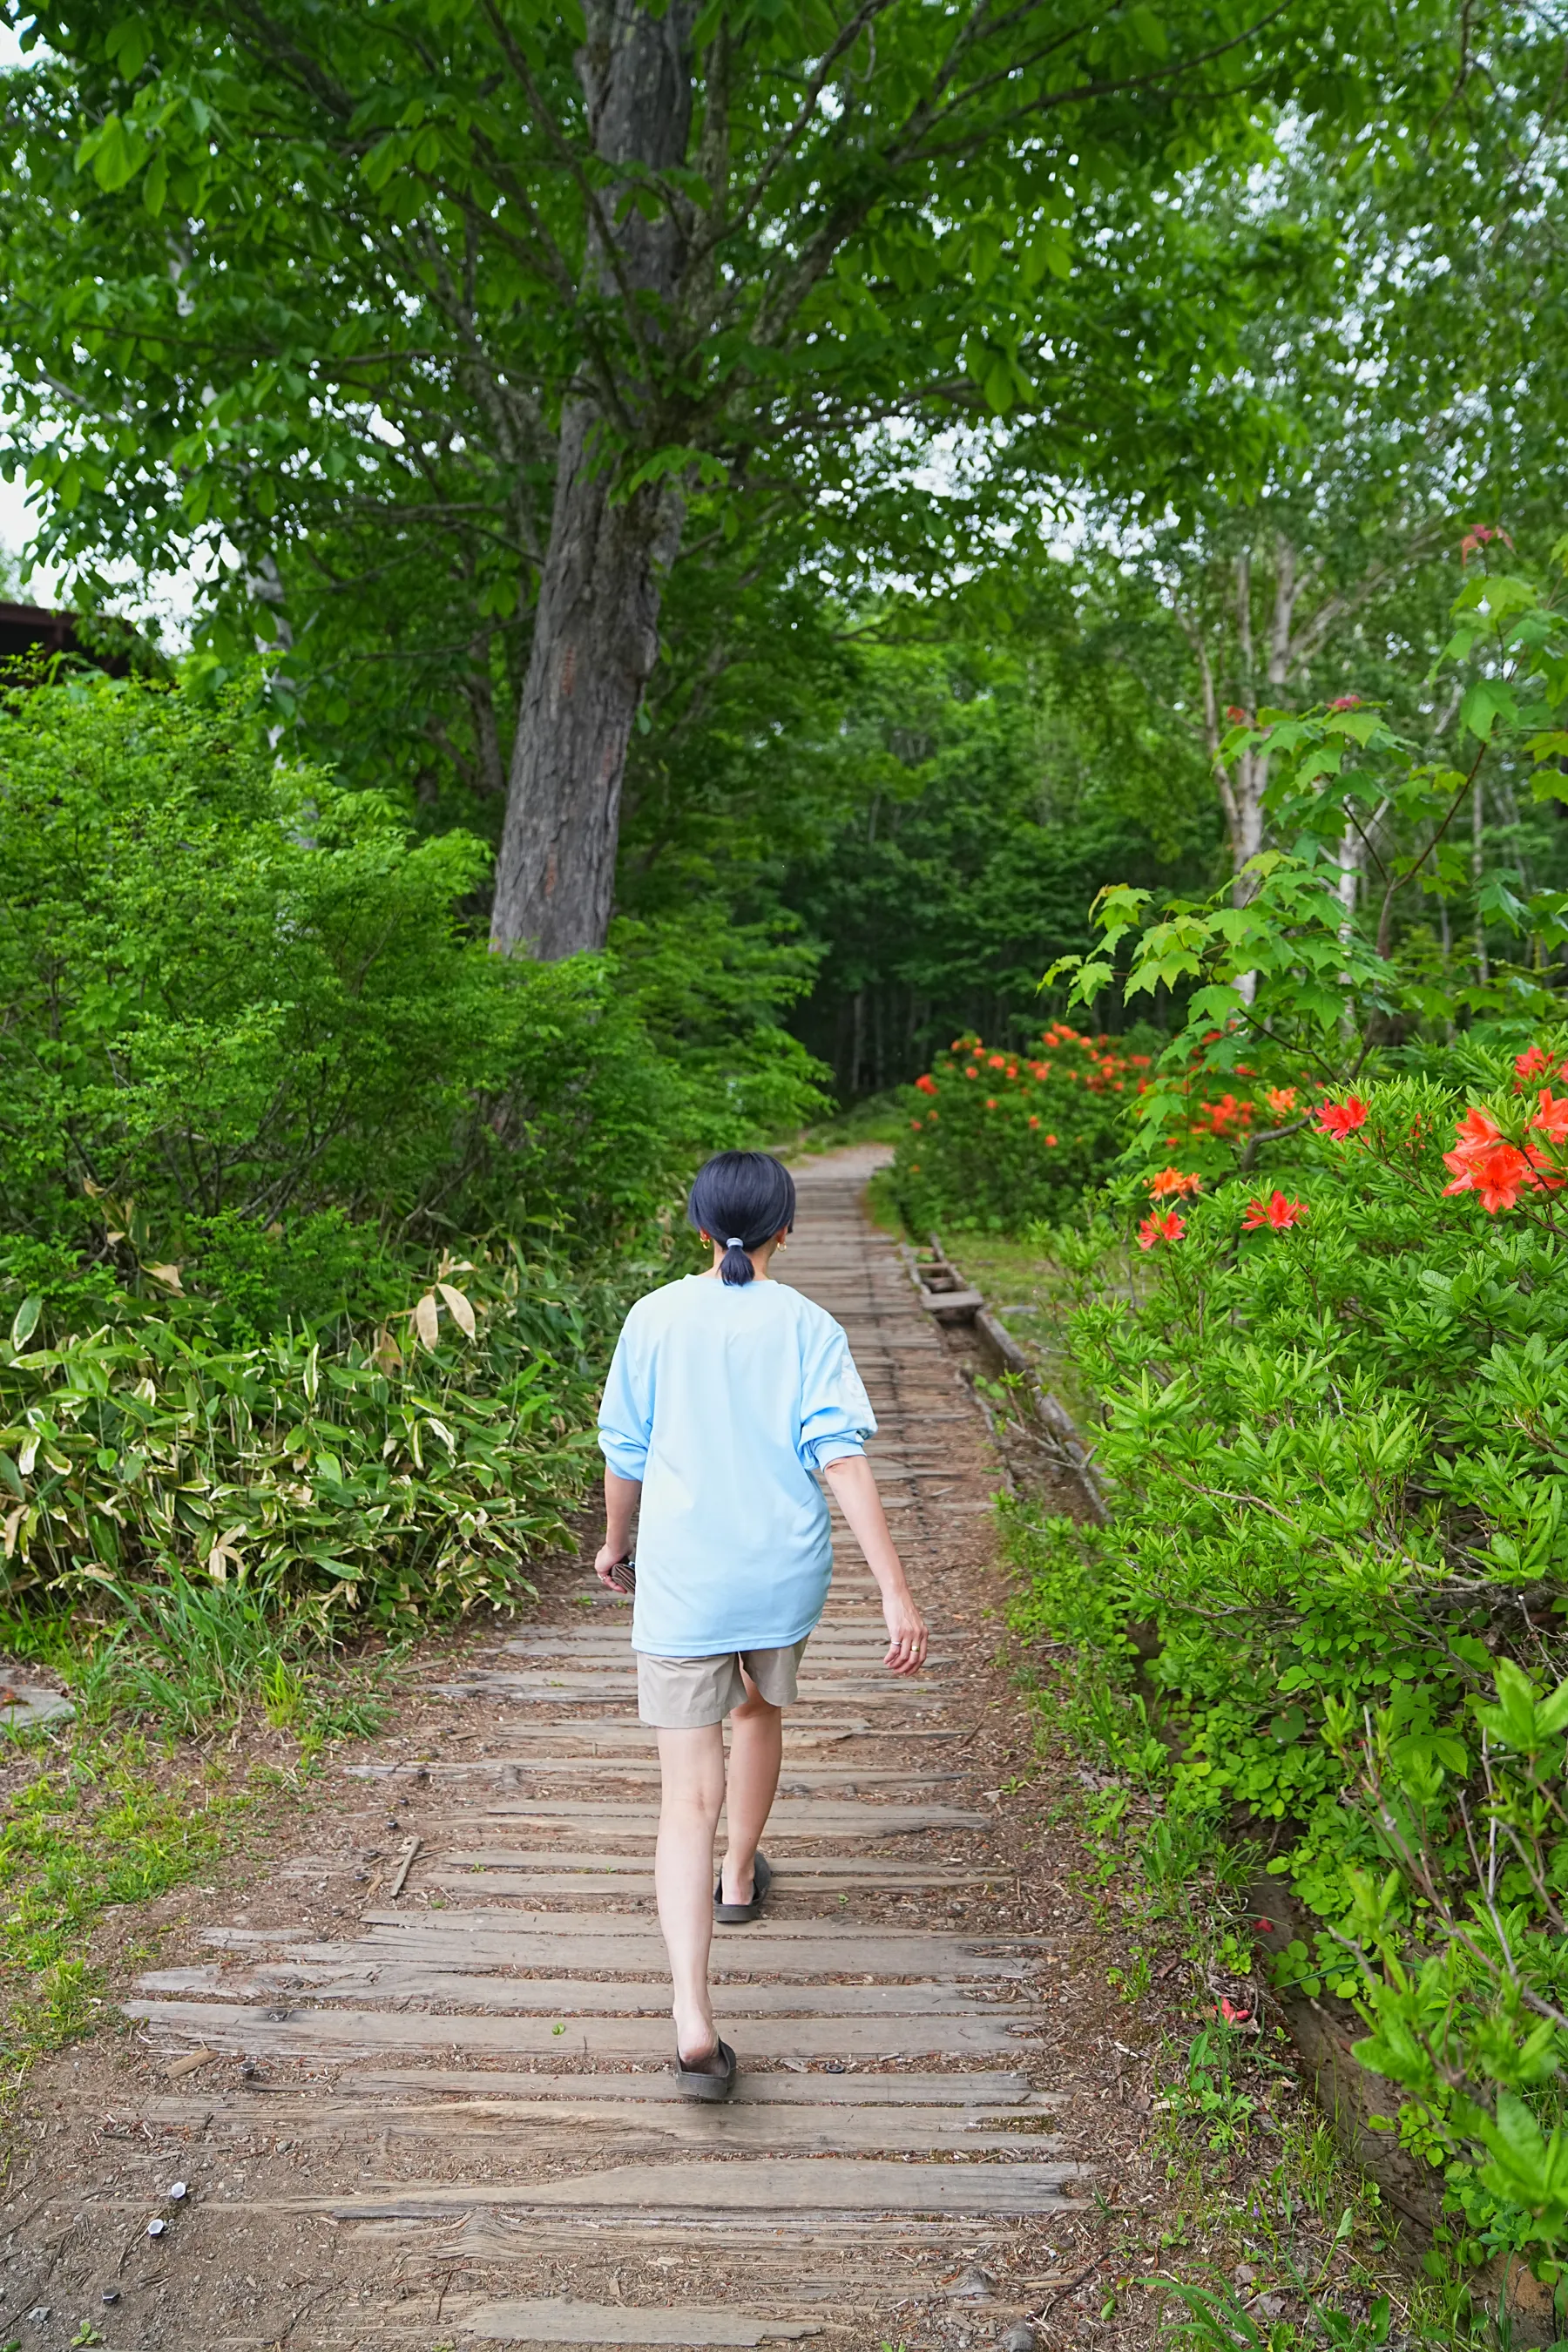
[{"x1": 606, "y1": 1553, "x2": 636, "y2": 1593}]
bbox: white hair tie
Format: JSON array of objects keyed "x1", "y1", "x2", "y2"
[{"x1": 726, "y1": 1236, "x2": 746, "y2": 1249}]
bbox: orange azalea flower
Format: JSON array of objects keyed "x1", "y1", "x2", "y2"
[
  {"x1": 1241, "y1": 1191, "x2": 1307, "y2": 1231},
  {"x1": 1137, "y1": 1209, "x2": 1185, "y2": 1249},
  {"x1": 1443, "y1": 1108, "x2": 1541, "y2": 1213},
  {"x1": 1515, "y1": 1044, "x2": 1555, "y2": 1083},
  {"x1": 915, "y1": 1072, "x2": 938, "y2": 1096},
  {"x1": 1531, "y1": 1086, "x2": 1568, "y2": 1142},
  {"x1": 1266, "y1": 1085, "x2": 1298, "y2": 1117},
  {"x1": 985, "y1": 1097, "x2": 999, "y2": 1109},
  {"x1": 1028, "y1": 1114, "x2": 1040, "y2": 1129},
  {"x1": 1148, "y1": 1168, "x2": 1202, "y2": 1200}
]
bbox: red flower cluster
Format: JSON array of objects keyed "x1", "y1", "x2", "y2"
[
  {"x1": 912, "y1": 1029, "x2": 1149, "y2": 1135},
  {"x1": 1138, "y1": 1209, "x2": 1186, "y2": 1250},
  {"x1": 1443, "y1": 1092, "x2": 1568, "y2": 1213},
  {"x1": 1327, "y1": 694, "x2": 1364, "y2": 713},
  {"x1": 1241, "y1": 1191, "x2": 1308, "y2": 1232},
  {"x1": 1461, "y1": 524, "x2": 1515, "y2": 566},
  {"x1": 1514, "y1": 1044, "x2": 1564, "y2": 1085},
  {"x1": 1317, "y1": 1097, "x2": 1369, "y2": 1140},
  {"x1": 1191, "y1": 1092, "x2": 1255, "y2": 1140}
]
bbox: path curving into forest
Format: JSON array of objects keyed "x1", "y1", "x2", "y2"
[{"x1": 7, "y1": 1151, "x2": 1133, "y2": 2352}]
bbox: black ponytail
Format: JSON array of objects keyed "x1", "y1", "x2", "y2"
[{"x1": 687, "y1": 1152, "x2": 796, "y2": 1288}]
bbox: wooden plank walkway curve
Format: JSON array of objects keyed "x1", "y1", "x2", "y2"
[{"x1": 104, "y1": 1149, "x2": 1086, "y2": 2349}]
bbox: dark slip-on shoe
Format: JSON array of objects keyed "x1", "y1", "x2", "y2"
[
  {"x1": 673, "y1": 2036, "x2": 737, "y2": 2101},
  {"x1": 713, "y1": 1850, "x2": 774, "y2": 1925}
]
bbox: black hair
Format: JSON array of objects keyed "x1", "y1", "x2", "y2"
[{"x1": 686, "y1": 1151, "x2": 796, "y2": 1287}]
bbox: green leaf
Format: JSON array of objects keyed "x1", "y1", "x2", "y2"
[{"x1": 9, "y1": 1297, "x2": 42, "y2": 1350}]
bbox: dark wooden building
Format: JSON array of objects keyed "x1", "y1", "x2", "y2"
[{"x1": 0, "y1": 600, "x2": 136, "y2": 672}]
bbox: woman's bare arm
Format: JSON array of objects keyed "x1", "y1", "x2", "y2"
[
  {"x1": 822, "y1": 1454, "x2": 929, "y2": 1675},
  {"x1": 595, "y1": 1467, "x2": 641, "y2": 1586}
]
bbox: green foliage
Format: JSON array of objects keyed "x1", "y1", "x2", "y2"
[
  {"x1": 0, "y1": 1245, "x2": 617, "y2": 1628},
  {"x1": 1048, "y1": 552, "x2": 1568, "y2": 1159},
  {"x1": 0, "y1": 0, "x2": 1427, "y2": 727},
  {"x1": 0, "y1": 670, "x2": 719, "y2": 1315},
  {"x1": 889, "y1": 1024, "x2": 1156, "y2": 1233},
  {"x1": 1008, "y1": 1050, "x2": 1568, "y2": 2268}
]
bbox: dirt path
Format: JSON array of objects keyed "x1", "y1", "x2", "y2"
[{"x1": 2, "y1": 1151, "x2": 1146, "y2": 2352}]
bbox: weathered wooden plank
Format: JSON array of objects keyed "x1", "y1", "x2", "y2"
[
  {"x1": 125, "y1": 2001, "x2": 1041, "y2": 2060},
  {"x1": 348, "y1": 1763, "x2": 965, "y2": 1789},
  {"x1": 425, "y1": 1867, "x2": 997, "y2": 1896},
  {"x1": 354, "y1": 1909, "x2": 1038, "y2": 1947},
  {"x1": 444, "y1": 2299, "x2": 821, "y2": 2347},
  {"x1": 186, "y1": 1932, "x2": 1037, "y2": 1979},
  {"x1": 147, "y1": 1968, "x2": 1028, "y2": 2019},
  {"x1": 439, "y1": 1801, "x2": 990, "y2": 1830},
  {"x1": 145, "y1": 2097, "x2": 1059, "y2": 2155},
  {"x1": 296, "y1": 2156, "x2": 1083, "y2": 2218},
  {"x1": 436, "y1": 1854, "x2": 995, "y2": 1880},
  {"x1": 303, "y1": 2067, "x2": 1043, "y2": 2105}
]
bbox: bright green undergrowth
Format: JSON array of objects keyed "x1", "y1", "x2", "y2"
[
  {"x1": 0, "y1": 1720, "x2": 250, "y2": 2081},
  {"x1": 1003, "y1": 1047, "x2": 1568, "y2": 2308}
]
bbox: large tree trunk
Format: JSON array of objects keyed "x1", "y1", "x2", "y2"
[
  {"x1": 490, "y1": 408, "x2": 683, "y2": 956},
  {"x1": 490, "y1": 0, "x2": 697, "y2": 958}
]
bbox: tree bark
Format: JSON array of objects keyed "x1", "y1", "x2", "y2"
[
  {"x1": 490, "y1": 408, "x2": 683, "y2": 955},
  {"x1": 490, "y1": 0, "x2": 697, "y2": 958}
]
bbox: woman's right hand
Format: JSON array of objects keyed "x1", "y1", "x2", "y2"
[
  {"x1": 882, "y1": 1588, "x2": 929, "y2": 1676},
  {"x1": 594, "y1": 1542, "x2": 628, "y2": 1592}
]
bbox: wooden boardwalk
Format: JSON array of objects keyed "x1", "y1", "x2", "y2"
[{"x1": 110, "y1": 1151, "x2": 1078, "y2": 2348}]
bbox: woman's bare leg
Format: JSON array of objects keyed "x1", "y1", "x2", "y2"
[
  {"x1": 655, "y1": 1722, "x2": 727, "y2": 2064},
  {"x1": 721, "y1": 1675, "x2": 783, "y2": 1906}
]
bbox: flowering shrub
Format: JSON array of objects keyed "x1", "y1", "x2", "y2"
[
  {"x1": 1009, "y1": 1046, "x2": 1568, "y2": 2277},
  {"x1": 890, "y1": 1025, "x2": 1155, "y2": 1232}
]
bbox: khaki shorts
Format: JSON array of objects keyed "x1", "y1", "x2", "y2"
[{"x1": 635, "y1": 1640, "x2": 809, "y2": 1729}]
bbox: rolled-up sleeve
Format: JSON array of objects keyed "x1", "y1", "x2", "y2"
[
  {"x1": 598, "y1": 1315, "x2": 652, "y2": 1482},
  {"x1": 798, "y1": 1315, "x2": 877, "y2": 1472}
]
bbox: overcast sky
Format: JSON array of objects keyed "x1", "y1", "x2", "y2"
[{"x1": 0, "y1": 18, "x2": 50, "y2": 594}]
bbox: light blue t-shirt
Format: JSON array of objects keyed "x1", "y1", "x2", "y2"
[{"x1": 597, "y1": 1274, "x2": 876, "y2": 1657}]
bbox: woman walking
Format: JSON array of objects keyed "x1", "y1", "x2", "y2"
[{"x1": 595, "y1": 1150, "x2": 928, "y2": 2099}]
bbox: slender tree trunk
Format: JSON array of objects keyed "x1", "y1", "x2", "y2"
[{"x1": 490, "y1": 0, "x2": 698, "y2": 958}]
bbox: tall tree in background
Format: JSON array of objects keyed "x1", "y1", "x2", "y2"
[
  {"x1": 1064, "y1": 18, "x2": 1568, "y2": 912},
  {"x1": 1, "y1": 0, "x2": 1447, "y2": 955}
]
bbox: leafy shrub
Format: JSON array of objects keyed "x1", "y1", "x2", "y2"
[
  {"x1": 0, "y1": 668, "x2": 821, "y2": 1334},
  {"x1": 0, "y1": 1247, "x2": 628, "y2": 1630},
  {"x1": 1008, "y1": 1046, "x2": 1568, "y2": 2279},
  {"x1": 889, "y1": 1024, "x2": 1155, "y2": 1233}
]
